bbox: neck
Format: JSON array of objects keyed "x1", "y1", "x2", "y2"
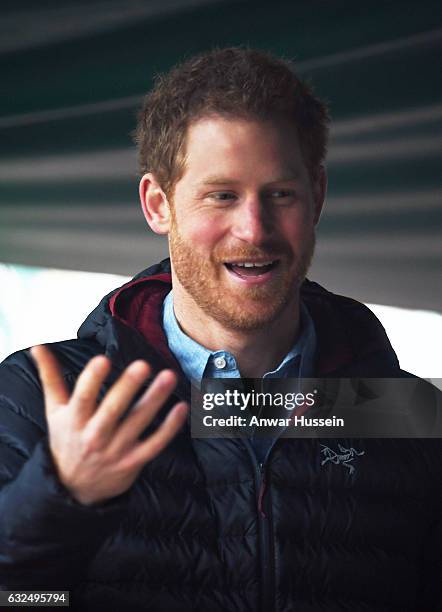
[{"x1": 172, "y1": 283, "x2": 301, "y2": 378}]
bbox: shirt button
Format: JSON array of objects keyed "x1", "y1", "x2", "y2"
[{"x1": 214, "y1": 356, "x2": 227, "y2": 369}]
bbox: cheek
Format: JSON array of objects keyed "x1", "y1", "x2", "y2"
[
  {"x1": 178, "y1": 213, "x2": 225, "y2": 248},
  {"x1": 279, "y1": 211, "x2": 313, "y2": 243}
]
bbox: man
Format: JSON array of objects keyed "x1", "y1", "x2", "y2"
[{"x1": 0, "y1": 48, "x2": 440, "y2": 611}]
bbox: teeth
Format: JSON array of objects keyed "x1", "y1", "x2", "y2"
[{"x1": 234, "y1": 261, "x2": 273, "y2": 268}]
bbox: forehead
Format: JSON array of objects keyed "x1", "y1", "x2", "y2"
[{"x1": 180, "y1": 114, "x2": 305, "y2": 181}]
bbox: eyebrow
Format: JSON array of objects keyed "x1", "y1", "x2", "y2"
[
  {"x1": 200, "y1": 176, "x2": 240, "y2": 186},
  {"x1": 199, "y1": 175, "x2": 300, "y2": 186}
]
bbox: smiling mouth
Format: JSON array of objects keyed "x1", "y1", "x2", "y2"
[{"x1": 224, "y1": 260, "x2": 280, "y2": 277}]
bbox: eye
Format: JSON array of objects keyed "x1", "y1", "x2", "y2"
[
  {"x1": 208, "y1": 192, "x2": 236, "y2": 201},
  {"x1": 268, "y1": 189, "x2": 295, "y2": 199}
]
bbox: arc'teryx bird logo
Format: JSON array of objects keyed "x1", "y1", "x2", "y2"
[{"x1": 320, "y1": 444, "x2": 365, "y2": 475}]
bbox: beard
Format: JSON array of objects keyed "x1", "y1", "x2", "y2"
[{"x1": 169, "y1": 218, "x2": 315, "y2": 332}]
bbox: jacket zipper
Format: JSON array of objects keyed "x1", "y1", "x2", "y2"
[
  {"x1": 243, "y1": 442, "x2": 274, "y2": 612},
  {"x1": 257, "y1": 460, "x2": 273, "y2": 612}
]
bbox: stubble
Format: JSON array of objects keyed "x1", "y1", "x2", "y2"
[{"x1": 169, "y1": 216, "x2": 316, "y2": 331}]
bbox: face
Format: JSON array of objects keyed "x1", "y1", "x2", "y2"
[{"x1": 164, "y1": 115, "x2": 324, "y2": 331}]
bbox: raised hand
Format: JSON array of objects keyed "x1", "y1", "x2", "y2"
[{"x1": 31, "y1": 345, "x2": 188, "y2": 506}]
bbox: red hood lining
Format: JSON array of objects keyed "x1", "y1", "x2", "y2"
[{"x1": 109, "y1": 273, "x2": 180, "y2": 370}]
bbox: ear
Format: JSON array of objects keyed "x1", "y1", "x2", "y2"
[
  {"x1": 139, "y1": 173, "x2": 171, "y2": 235},
  {"x1": 312, "y1": 165, "x2": 327, "y2": 226}
]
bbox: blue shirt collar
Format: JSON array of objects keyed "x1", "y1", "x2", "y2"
[{"x1": 162, "y1": 290, "x2": 316, "y2": 385}]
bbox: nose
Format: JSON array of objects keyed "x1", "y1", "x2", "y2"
[{"x1": 230, "y1": 195, "x2": 274, "y2": 246}]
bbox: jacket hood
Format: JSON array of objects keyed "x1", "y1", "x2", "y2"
[{"x1": 78, "y1": 258, "x2": 401, "y2": 379}]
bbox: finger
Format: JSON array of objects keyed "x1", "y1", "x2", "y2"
[
  {"x1": 108, "y1": 369, "x2": 179, "y2": 455},
  {"x1": 70, "y1": 355, "x2": 112, "y2": 425},
  {"x1": 121, "y1": 402, "x2": 188, "y2": 469},
  {"x1": 84, "y1": 360, "x2": 151, "y2": 446},
  {"x1": 30, "y1": 345, "x2": 69, "y2": 412}
]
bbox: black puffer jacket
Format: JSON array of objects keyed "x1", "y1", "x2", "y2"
[{"x1": 0, "y1": 259, "x2": 440, "y2": 611}]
